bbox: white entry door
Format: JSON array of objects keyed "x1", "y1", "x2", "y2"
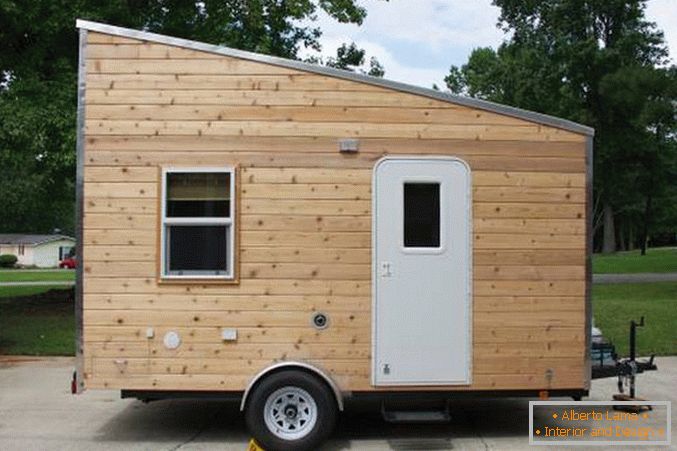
[{"x1": 373, "y1": 157, "x2": 471, "y2": 386}]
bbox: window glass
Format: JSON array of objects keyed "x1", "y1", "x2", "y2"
[
  {"x1": 404, "y1": 183, "x2": 440, "y2": 247},
  {"x1": 167, "y1": 172, "x2": 230, "y2": 217},
  {"x1": 167, "y1": 225, "x2": 228, "y2": 274}
]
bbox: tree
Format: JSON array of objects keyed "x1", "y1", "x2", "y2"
[
  {"x1": 0, "y1": 0, "x2": 378, "y2": 234},
  {"x1": 310, "y1": 42, "x2": 385, "y2": 77},
  {"x1": 445, "y1": 0, "x2": 676, "y2": 253}
]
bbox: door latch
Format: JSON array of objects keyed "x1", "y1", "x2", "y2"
[{"x1": 380, "y1": 261, "x2": 393, "y2": 278}]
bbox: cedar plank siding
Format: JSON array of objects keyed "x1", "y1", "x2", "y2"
[{"x1": 82, "y1": 32, "x2": 588, "y2": 392}]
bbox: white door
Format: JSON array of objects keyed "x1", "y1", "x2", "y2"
[{"x1": 373, "y1": 157, "x2": 471, "y2": 386}]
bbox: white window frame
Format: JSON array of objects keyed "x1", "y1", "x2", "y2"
[{"x1": 160, "y1": 167, "x2": 235, "y2": 280}]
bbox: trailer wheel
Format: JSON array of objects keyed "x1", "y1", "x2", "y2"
[{"x1": 244, "y1": 370, "x2": 337, "y2": 451}]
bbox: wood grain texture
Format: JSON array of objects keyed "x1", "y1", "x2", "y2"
[{"x1": 81, "y1": 33, "x2": 588, "y2": 393}]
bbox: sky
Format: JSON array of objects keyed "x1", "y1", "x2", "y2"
[{"x1": 299, "y1": 0, "x2": 677, "y2": 89}]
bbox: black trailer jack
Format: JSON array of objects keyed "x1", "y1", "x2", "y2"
[{"x1": 591, "y1": 317, "x2": 657, "y2": 412}]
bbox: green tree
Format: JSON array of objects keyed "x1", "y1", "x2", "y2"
[
  {"x1": 0, "y1": 0, "x2": 378, "y2": 234},
  {"x1": 445, "y1": 0, "x2": 676, "y2": 253},
  {"x1": 309, "y1": 42, "x2": 385, "y2": 77}
]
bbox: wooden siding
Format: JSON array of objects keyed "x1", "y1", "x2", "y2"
[{"x1": 81, "y1": 32, "x2": 588, "y2": 393}]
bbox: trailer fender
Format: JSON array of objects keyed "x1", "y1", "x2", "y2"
[{"x1": 240, "y1": 361, "x2": 344, "y2": 411}]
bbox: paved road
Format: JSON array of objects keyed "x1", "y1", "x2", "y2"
[
  {"x1": 0, "y1": 357, "x2": 675, "y2": 450},
  {"x1": 0, "y1": 281, "x2": 74, "y2": 287},
  {"x1": 594, "y1": 272, "x2": 677, "y2": 284}
]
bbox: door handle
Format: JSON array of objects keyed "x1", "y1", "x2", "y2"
[{"x1": 380, "y1": 261, "x2": 393, "y2": 278}]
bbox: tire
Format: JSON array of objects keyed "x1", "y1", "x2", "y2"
[{"x1": 244, "y1": 370, "x2": 337, "y2": 451}]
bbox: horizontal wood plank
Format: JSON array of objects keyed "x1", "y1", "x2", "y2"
[
  {"x1": 87, "y1": 43, "x2": 224, "y2": 59},
  {"x1": 86, "y1": 88, "x2": 443, "y2": 107},
  {"x1": 86, "y1": 74, "x2": 384, "y2": 92},
  {"x1": 474, "y1": 233, "x2": 585, "y2": 250},
  {"x1": 475, "y1": 249, "x2": 584, "y2": 266},
  {"x1": 84, "y1": 278, "x2": 371, "y2": 296},
  {"x1": 85, "y1": 166, "x2": 158, "y2": 182},
  {"x1": 84, "y1": 309, "x2": 368, "y2": 328},
  {"x1": 87, "y1": 59, "x2": 302, "y2": 75},
  {"x1": 85, "y1": 293, "x2": 369, "y2": 312},
  {"x1": 83, "y1": 325, "x2": 370, "y2": 344},
  {"x1": 87, "y1": 341, "x2": 371, "y2": 359},
  {"x1": 474, "y1": 265, "x2": 584, "y2": 280},
  {"x1": 87, "y1": 33, "x2": 144, "y2": 45},
  {"x1": 85, "y1": 120, "x2": 585, "y2": 142},
  {"x1": 85, "y1": 135, "x2": 584, "y2": 158},
  {"x1": 86, "y1": 104, "x2": 532, "y2": 126},
  {"x1": 83, "y1": 150, "x2": 585, "y2": 172}
]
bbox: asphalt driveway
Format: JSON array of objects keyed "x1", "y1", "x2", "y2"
[{"x1": 0, "y1": 357, "x2": 675, "y2": 450}]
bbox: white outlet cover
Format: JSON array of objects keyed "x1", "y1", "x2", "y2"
[
  {"x1": 163, "y1": 331, "x2": 181, "y2": 349},
  {"x1": 221, "y1": 328, "x2": 237, "y2": 341}
]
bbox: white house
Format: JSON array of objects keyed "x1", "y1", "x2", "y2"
[{"x1": 0, "y1": 234, "x2": 75, "y2": 268}]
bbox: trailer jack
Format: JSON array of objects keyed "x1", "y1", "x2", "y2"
[{"x1": 591, "y1": 316, "x2": 657, "y2": 412}]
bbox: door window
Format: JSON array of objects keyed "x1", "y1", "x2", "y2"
[{"x1": 403, "y1": 182, "x2": 440, "y2": 248}]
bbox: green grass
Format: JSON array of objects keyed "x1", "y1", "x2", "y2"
[
  {"x1": 0, "y1": 288, "x2": 74, "y2": 355},
  {"x1": 0, "y1": 285, "x2": 73, "y2": 299},
  {"x1": 593, "y1": 282, "x2": 677, "y2": 356},
  {"x1": 593, "y1": 247, "x2": 677, "y2": 274},
  {"x1": 0, "y1": 269, "x2": 75, "y2": 282}
]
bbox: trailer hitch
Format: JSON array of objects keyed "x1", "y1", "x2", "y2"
[{"x1": 612, "y1": 317, "x2": 657, "y2": 412}]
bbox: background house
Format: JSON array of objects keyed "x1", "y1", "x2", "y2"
[{"x1": 0, "y1": 234, "x2": 75, "y2": 268}]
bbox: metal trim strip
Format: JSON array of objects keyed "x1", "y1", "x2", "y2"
[
  {"x1": 584, "y1": 136, "x2": 594, "y2": 390},
  {"x1": 74, "y1": 27, "x2": 87, "y2": 393}
]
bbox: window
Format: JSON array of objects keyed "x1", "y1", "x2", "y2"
[
  {"x1": 18, "y1": 245, "x2": 25, "y2": 256},
  {"x1": 161, "y1": 168, "x2": 235, "y2": 279},
  {"x1": 59, "y1": 246, "x2": 74, "y2": 260},
  {"x1": 403, "y1": 183, "x2": 440, "y2": 248}
]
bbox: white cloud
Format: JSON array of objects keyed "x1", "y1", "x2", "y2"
[{"x1": 352, "y1": 0, "x2": 506, "y2": 53}]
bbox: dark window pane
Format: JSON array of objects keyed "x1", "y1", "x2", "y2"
[
  {"x1": 168, "y1": 225, "x2": 228, "y2": 273},
  {"x1": 168, "y1": 199, "x2": 229, "y2": 217},
  {"x1": 404, "y1": 183, "x2": 440, "y2": 247},
  {"x1": 167, "y1": 172, "x2": 230, "y2": 217}
]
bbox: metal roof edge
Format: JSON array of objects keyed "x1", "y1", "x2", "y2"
[{"x1": 76, "y1": 19, "x2": 595, "y2": 137}]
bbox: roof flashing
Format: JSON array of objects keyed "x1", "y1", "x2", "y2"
[{"x1": 76, "y1": 19, "x2": 594, "y2": 137}]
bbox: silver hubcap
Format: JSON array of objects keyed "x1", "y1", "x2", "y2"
[{"x1": 263, "y1": 386, "x2": 318, "y2": 440}]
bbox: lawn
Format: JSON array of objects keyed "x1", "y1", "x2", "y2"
[
  {"x1": 0, "y1": 269, "x2": 75, "y2": 282},
  {"x1": 593, "y1": 282, "x2": 676, "y2": 357},
  {"x1": 0, "y1": 287, "x2": 74, "y2": 355},
  {"x1": 593, "y1": 247, "x2": 677, "y2": 274}
]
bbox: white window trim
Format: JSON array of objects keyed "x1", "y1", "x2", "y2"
[{"x1": 160, "y1": 167, "x2": 236, "y2": 279}]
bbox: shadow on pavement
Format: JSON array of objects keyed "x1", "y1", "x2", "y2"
[{"x1": 95, "y1": 397, "x2": 530, "y2": 449}]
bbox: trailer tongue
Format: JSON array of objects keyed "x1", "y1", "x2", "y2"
[{"x1": 590, "y1": 317, "x2": 657, "y2": 406}]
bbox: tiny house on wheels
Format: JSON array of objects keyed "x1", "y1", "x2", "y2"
[{"x1": 74, "y1": 20, "x2": 594, "y2": 450}]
